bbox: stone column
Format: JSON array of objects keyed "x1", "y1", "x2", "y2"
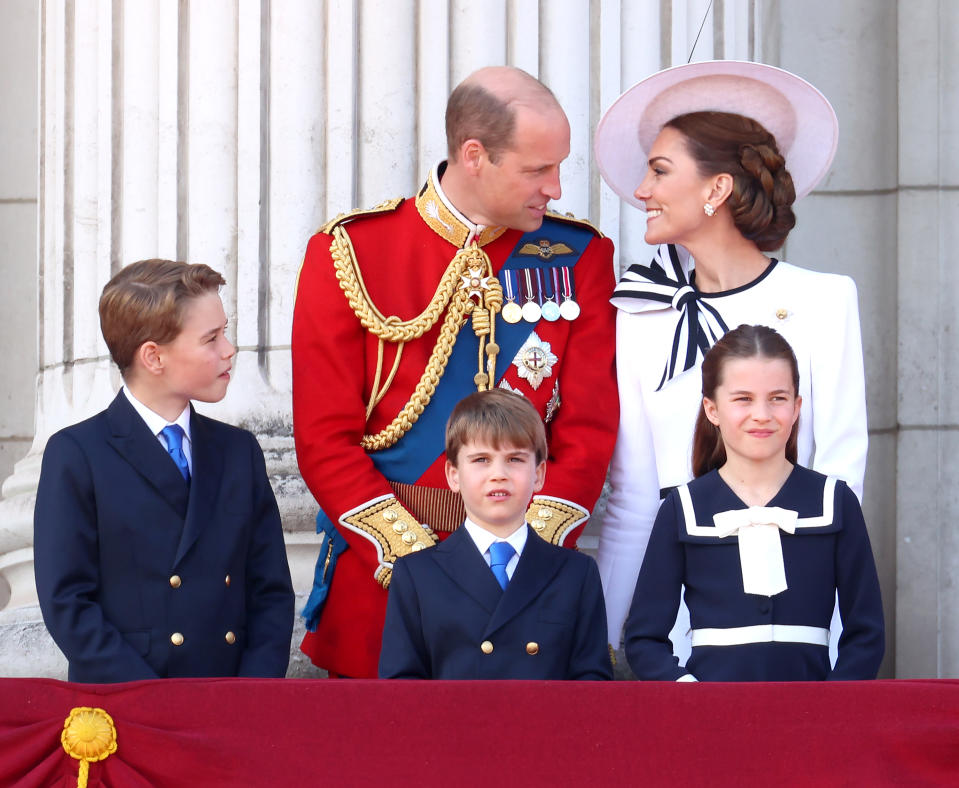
[
  {"x1": 895, "y1": 0, "x2": 959, "y2": 678},
  {"x1": 774, "y1": 0, "x2": 901, "y2": 677}
]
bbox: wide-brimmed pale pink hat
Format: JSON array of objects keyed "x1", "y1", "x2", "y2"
[{"x1": 594, "y1": 60, "x2": 838, "y2": 210}]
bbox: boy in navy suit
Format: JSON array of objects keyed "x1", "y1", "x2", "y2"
[
  {"x1": 34, "y1": 259, "x2": 294, "y2": 683},
  {"x1": 378, "y1": 389, "x2": 611, "y2": 679}
]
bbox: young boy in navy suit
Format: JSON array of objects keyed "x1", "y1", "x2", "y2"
[
  {"x1": 378, "y1": 389, "x2": 611, "y2": 679},
  {"x1": 34, "y1": 259, "x2": 294, "y2": 683}
]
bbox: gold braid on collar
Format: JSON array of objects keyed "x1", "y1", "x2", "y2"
[{"x1": 330, "y1": 226, "x2": 502, "y2": 451}]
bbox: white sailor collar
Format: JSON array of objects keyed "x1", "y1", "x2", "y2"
[
  {"x1": 675, "y1": 469, "x2": 840, "y2": 543},
  {"x1": 414, "y1": 162, "x2": 508, "y2": 248}
]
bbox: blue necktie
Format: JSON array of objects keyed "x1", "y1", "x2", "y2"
[
  {"x1": 161, "y1": 425, "x2": 191, "y2": 483},
  {"x1": 489, "y1": 541, "x2": 515, "y2": 590}
]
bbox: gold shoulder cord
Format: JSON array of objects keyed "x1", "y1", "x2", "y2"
[{"x1": 330, "y1": 226, "x2": 502, "y2": 451}]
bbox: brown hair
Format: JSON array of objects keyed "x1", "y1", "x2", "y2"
[
  {"x1": 99, "y1": 259, "x2": 225, "y2": 375},
  {"x1": 446, "y1": 389, "x2": 547, "y2": 466},
  {"x1": 666, "y1": 111, "x2": 797, "y2": 251},
  {"x1": 692, "y1": 324, "x2": 800, "y2": 477}
]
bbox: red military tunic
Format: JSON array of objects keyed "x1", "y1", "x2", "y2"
[{"x1": 292, "y1": 164, "x2": 618, "y2": 677}]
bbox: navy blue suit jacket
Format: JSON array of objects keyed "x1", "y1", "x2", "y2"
[
  {"x1": 378, "y1": 525, "x2": 611, "y2": 680},
  {"x1": 34, "y1": 391, "x2": 294, "y2": 683}
]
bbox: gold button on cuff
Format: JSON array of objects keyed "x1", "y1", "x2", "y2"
[
  {"x1": 526, "y1": 642, "x2": 539, "y2": 655},
  {"x1": 169, "y1": 575, "x2": 181, "y2": 589},
  {"x1": 225, "y1": 631, "x2": 236, "y2": 645},
  {"x1": 170, "y1": 633, "x2": 184, "y2": 647},
  {"x1": 392, "y1": 521, "x2": 408, "y2": 534},
  {"x1": 401, "y1": 531, "x2": 417, "y2": 545},
  {"x1": 480, "y1": 640, "x2": 494, "y2": 655},
  {"x1": 410, "y1": 542, "x2": 425, "y2": 552},
  {"x1": 383, "y1": 509, "x2": 398, "y2": 523},
  {"x1": 224, "y1": 574, "x2": 231, "y2": 586}
]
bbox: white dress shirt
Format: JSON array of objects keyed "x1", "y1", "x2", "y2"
[
  {"x1": 122, "y1": 387, "x2": 194, "y2": 474},
  {"x1": 462, "y1": 518, "x2": 528, "y2": 582}
]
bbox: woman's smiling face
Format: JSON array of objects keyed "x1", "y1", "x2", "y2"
[{"x1": 633, "y1": 126, "x2": 717, "y2": 247}]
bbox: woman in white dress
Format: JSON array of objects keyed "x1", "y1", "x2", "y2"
[{"x1": 594, "y1": 61, "x2": 867, "y2": 659}]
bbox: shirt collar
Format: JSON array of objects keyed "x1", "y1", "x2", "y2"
[
  {"x1": 122, "y1": 386, "x2": 192, "y2": 444},
  {"x1": 414, "y1": 161, "x2": 508, "y2": 248},
  {"x1": 463, "y1": 517, "x2": 529, "y2": 558}
]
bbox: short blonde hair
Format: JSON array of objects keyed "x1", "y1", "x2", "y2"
[
  {"x1": 445, "y1": 389, "x2": 547, "y2": 466},
  {"x1": 99, "y1": 259, "x2": 225, "y2": 375}
]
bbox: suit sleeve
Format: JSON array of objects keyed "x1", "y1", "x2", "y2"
[
  {"x1": 292, "y1": 232, "x2": 403, "y2": 579},
  {"x1": 829, "y1": 483, "x2": 885, "y2": 680},
  {"x1": 238, "y1": 433, "x2": 295, "y2": 678},
  {"x1": 623, "y1": 493, "x2": 693, "y2": 681},
  {"x1": 378, "y1": 557, "x2": 430, "y2": 679},
  {"x1": 537, "y1": 234, "x2": 619, "y2": 545},
  {"x1": 597, "y1": 309, "x2": 663, "y2": 645},
  {"x1": 808, "y1": 275, "x2": 867, "y2": 500},
  {"x1": 34, "y1": 430, "x2": 160, "y2": 682},
  {"x1": 567, "y1": 556, "x2": 613, "y2": 680}
]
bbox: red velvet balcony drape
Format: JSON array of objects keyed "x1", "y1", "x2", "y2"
[{"x1": 1, "y1": 678, "x2": 956, "y2": 786}]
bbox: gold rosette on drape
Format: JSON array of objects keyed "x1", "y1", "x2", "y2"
[{"x1": 61, "y1": 706, "x2": 118, "y2": 788}]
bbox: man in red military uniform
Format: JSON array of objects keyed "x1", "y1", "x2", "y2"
[{"x1": 293, "y1": 66, "x2": 618, "y2": 677}]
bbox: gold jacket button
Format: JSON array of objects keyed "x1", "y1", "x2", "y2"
[
  {"x1": 480, "y1": 640, "x2": 494, "y2": 655},
  {"x1": 224, "y1": 574, "x2": 231, "y2": 587},
  {"x1": 225, "y1": 631, "x2": 236, "y2": 645},
  {"x1": 170, "y1": 633, "x2": 184, "y2": 646},
  {"x1": 526, "y1": 642, "x2": 539, "y2": 655},
  {"x1": 169, "y1": 575, "x2": 181, "y2": 589}
]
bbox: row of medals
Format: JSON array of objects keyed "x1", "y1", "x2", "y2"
[{"x1": 500, "y1": 266, "x2": 581, "y2": 324}]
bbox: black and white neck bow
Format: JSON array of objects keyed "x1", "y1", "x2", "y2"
[{"x1": 611, "y1": 244, "x2": 729, "y2": 391}]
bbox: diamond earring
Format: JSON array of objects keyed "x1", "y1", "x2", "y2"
[{"x1": 703, "y1": 203, "x2": 715, "y2": 217}]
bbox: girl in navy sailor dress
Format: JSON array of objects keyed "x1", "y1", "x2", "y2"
[{"x1": 624, "y1": 325, "x2": 884, "y2": 681}]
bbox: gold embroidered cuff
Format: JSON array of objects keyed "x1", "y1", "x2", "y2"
[
  {"x1": 525, "y1": 496, "x2": 589, "y2": 545},
  {"x1": 342, "y1": 496, "x2": 437, "y2": 588}
]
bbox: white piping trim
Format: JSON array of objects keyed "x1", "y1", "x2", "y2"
[
  {"x1": 691, "y1": 624, "x2": 830, "y2": 648},
  {"x1": 679, "y1": 476, "x2": 838, "y2": 537},
  {"x1": 338, "y1": 493, "x2": 395, "y2": 572},
  {"x1": 531, "y1": 494, "x2": 589, "y2": 544}
]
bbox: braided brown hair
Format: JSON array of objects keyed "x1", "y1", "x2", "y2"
[{"x1": 665, "y1": 111, "x2": 797, "y2": 251}]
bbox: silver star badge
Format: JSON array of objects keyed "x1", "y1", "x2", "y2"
[{"x1": 512, "y1": 332, "x2": 558, "y2": 390}]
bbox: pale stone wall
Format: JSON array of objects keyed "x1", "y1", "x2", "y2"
[
  {"x1": 0, "y1": 0, "x2": 954, "y2": 679},
  {"x1": 0, "y1": 0, "x2": 38, "y2": 492}
]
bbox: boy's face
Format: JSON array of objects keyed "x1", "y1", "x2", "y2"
[
  {"x1": 445, "y1": 438, "x2": 545, "y2": 538},
  {"x1": 155, "y1": 291, "x2": 235, "y2": 405}
]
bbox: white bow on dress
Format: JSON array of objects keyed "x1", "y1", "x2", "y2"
[{"x1": 712, "y1": 506, "x2": 798, "y2": 596}]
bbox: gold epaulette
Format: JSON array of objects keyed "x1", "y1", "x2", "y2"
[
  {"x1": 544, "y1": 209, "x2": 605, "y2": 238},
  {"x1": 319, "y1": 197, "x2": 405, "y2": 235},
  {"x1": 341, "y1": 496, "x2": 437, "y2": 588},
  {"x1": 525, "y1": 496, "x2": 590, "y2": 546}
]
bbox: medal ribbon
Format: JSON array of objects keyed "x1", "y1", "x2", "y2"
[
  {"x1": 561, "y1": 266, "x2": 574, "y2": 301},
  {"x1": 503, "y1": 269, "x2": 517, "y2": 302},
  {"x1": 523, "y1": 268, "x2": 536, "y2": 303}
]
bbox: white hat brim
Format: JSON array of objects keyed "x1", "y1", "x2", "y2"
[{"x1": 594, "y1": 60, "x2": 838, "y2": 209}]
